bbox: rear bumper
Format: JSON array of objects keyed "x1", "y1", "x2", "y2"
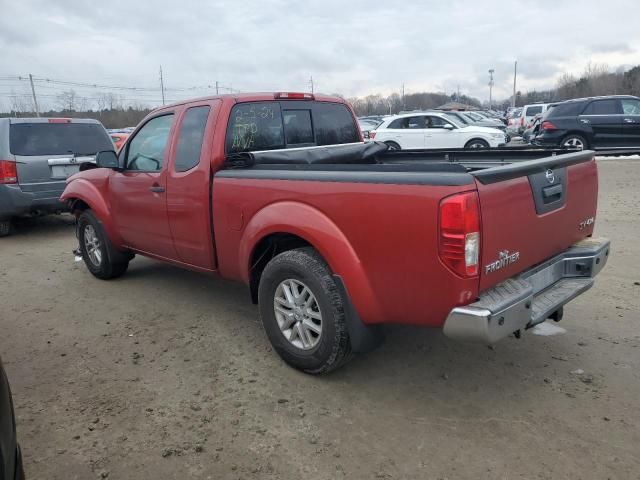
[
  {"x1": 443, "y1": 237, "x2": 610, "y2": 343},
  {"x1": 0, "y1": 184, "x2": 66, "y2": 220}
]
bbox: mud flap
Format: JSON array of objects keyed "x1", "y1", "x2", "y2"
[{"x1": 333, "y1": 275, "x2": 385, "y2": 353}]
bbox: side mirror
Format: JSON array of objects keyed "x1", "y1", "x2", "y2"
[
  {"x1": 443, "y1": 124, "x2": 455, "y2": 130},
  {"x1": 95, "y1": 150, "x2": 119, "y2": 169}
]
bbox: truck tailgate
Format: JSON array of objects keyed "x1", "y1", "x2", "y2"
[{"x1": 472, "y1": 151, "x2": 599, "y2": 292}]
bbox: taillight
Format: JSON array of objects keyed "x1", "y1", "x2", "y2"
[
  {"x1": 48, "y1": 118, "x2": 72, "y2": 123},
  {"x1": 439, "y1": 192, "x2": 481, "y2": 277},
  {"x1": 0, "y1": 160, "x2": 18, "y2": 184},
  {"x1": 369, "y1": 131, "x2": 376, "y2": 139},
  {"x1": 520, "y1": 117, "x2": 524, "y2": 126},
  {"x1": 541, "y1": 121, "x2": 558, "y2": 131}
]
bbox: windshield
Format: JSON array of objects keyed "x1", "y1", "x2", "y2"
[
  {"x1": 440, "y1": 115, "x2": 463, "y2": 128},
  {"x1": 10, "y1": 123, "x2": 113, "y2": 156},
  {"x1": 465, "y1": 112, "x2": 483, "y2": 121}
]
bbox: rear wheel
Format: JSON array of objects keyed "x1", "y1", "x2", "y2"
[
  {"x1": 78, "y1": 210, "x2": 129, "y2": 280},
  {"x1": 0, "y1": 220, "x2": 12, "y2": 237},
  {"x1": 258, "y1": 247, "x2": 353, "y2": 374},
  {"x1": 561, "y1": 134, "x2": 587, "y2": 150},
  {"x1": 465, "y1": 138, "x2": 490, "y2": 149},
  {"x1": 384, "y1": 141, "x2": 401, "y2": 150}
]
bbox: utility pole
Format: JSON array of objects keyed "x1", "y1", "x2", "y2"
[
  {"x1": 159, "y1": 65, "x2": 166, "y2": 105},
  {"x1": 488, "y1": 69, "x2": 495, "y2": 110},
  {"x1": 512, "y1": 61, "x2": 518, "y2": 108},
  {"x1": 309, "y1": 76, "x2": 314, "y2": 94},
  {"x1": 457, "y1": 84, "x2": 461, "y2": 101},
  {"x1": 215, "y1": 81, "x2": 219, "y2": 95},
  {"x1": 29, "y1": 73, "x2": 40, "y2": 117},
  {"x1": 402, "y1": 83, "x2": 405, "y2": 111}
]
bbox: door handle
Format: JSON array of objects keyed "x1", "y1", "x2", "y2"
[
  {"x1": 623, "y1": 118, "x2": 636, "y2": 123},
  {"x1": 149, "y1": 184, "x2": 165, "y2": 193}
]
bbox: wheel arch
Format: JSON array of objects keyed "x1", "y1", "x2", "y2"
[
  {"x1": 239, "y1": 201, "x2": 383, "y2": 324},
  {"x1": 61, "y1": 178, "x2": 123, "y2": 247}
]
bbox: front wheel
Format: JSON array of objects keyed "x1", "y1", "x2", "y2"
[
  {"x1": 465, "y1": 138, "x2": 490, "y2": 149},
  {"x1": 384, "y1": 141, "x2": 401, "y2": 150},
  {"x1": 78, "y1": 210, "x2": 129, "y2": 280},
  {"x1": 258, "y1": 248, "x2": 352, "y2": 374}
]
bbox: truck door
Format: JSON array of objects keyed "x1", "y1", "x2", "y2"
[
  {"x1": 166, "y1": 101, "x2": 221, "y2": 269},
  {"x1": 110, "y1": 113, "x2": 178, "y2": 259}
]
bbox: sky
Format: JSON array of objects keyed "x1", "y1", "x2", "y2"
[{"x1": 1, "y1": 0, "x2": 639, "y2": 110}]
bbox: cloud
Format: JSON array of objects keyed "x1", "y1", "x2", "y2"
[
  {"x1": 1, "y1": 0, "x2": 639, "y2": 110},
  {"x1": 590, "y1": 43, "x2": 635, "y2": 54}
]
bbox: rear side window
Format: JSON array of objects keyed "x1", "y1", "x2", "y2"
[
  {"x1": 621, "y1": 98, "x2": 640, "y2": 115},
  {"x1": 525, "y1": 106, "x2": 543, "y2": 116},
  {"x1": 225, "y1": 101, "x2": 359, "y2": 153},
  {"x1": 174, "y1": 106, "x2": 210, "y2": 172},
  {"x1": 582, "y1": 99, "x2": 621, "y2": 115},
  {"x1": 9, "y1": 123, "x2": 113, "y2": 156},
  {"x1": 547, "y1": 102, "x2": 585, "y2": 118}
]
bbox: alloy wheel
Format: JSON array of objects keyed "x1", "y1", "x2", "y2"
[
  {"x1": 273, "y1": 279, "x2": 322, "y2": 350},
  {"x1": 84, "y1": 224, "x2": 102, "y2": 267}
]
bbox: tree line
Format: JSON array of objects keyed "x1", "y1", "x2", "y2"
[{"x1": 347, "y1": 63, "x2": 640, "y2": 116}]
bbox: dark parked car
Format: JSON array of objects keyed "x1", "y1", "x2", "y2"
[
  {"x1": 534, "y1": 95, "x2": 640, "y2": 150},
  {"x1": 0, "y1": 117, "x2": 113, "y2": 236},
  {"x1": 0, "y1": 357, "x2": 24, "y2": 480}
]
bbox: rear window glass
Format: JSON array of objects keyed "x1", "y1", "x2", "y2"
[
  {"x1": 313, "y1": 103, "x2": 359, "y2": 145},
  {"x1": 283, "y1": 110, "x2": 314, "y2": 145},
  {"x1": 225, "y1": 101, "x2": 359, "y2": 153},
  {"x1": 525, "y1": 106, "x2": 543, "y2": 116},
  {"x1": 10, "y1": 123, "x2": 113, "y2": 156}
]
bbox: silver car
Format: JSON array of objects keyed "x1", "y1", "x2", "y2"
[{"x1": 0, "y1": 118, "x2": 113, "y2": 236}]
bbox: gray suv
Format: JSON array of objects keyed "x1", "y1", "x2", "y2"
[{"x1": 0, "y1": 118, "x2": 113, "y2": 236}]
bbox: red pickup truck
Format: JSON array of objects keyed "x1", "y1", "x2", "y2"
[{"x1": 61, "y1": 92, "x2": 610, "y2": 374}]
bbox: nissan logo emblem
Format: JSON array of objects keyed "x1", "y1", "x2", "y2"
[{"x1": 545, "y1": 169, "x2": 555, "y2": 184}]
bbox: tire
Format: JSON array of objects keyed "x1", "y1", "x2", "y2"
[
  {"x1": 464, "y1": 138, "x2": 490, "y2": 149},
  {"x1": 384, "y1": 141, "x2": 401, "y2": 150},
  {"x1": 78, "y1": 210, "x2": 129, "y2": 280},
  {"x1": 258, "y1": 247, "x2": 353, "y2": 374},
  {"x1": 0, "y1": 220, "x2": 12, "y2": 237},
  {"x1": 561, "y1": 134, "x2": 588, "y2": 150}
]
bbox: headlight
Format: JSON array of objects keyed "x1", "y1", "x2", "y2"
[{"x1": 490, "y1": 133, "x2": 503, "y2": 138}]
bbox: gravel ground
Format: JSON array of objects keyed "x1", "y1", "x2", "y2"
[{"x1": 1, "y1": 159, "x2": 639, "y2": 480}]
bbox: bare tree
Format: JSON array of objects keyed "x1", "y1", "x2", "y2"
[{"x1": 57, "y1": 90, "x2": 77, "y2": 112}]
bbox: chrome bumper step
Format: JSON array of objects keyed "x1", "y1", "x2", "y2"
[{"x1": 443, "y1": 237, "x2": 610, "y2": 343}]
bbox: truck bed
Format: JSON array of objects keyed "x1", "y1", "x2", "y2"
[{"x1": 214, "y1": 142, "x2": 598, "y2": 327}]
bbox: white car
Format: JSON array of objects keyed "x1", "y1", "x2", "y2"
[
  {"x1": 514, "y1": 103, "x2": 551, "y2": 133},
  {"x1": 370, "y1": 112, "x2": 507, "y2": 149}
]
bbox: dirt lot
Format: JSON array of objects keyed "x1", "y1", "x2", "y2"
[{"x1": 1, "y1": 159, "x2": 639, "y2": 480}]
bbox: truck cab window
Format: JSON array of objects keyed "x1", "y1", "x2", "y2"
[
  {"x1": 175, "y1": 106, "x2": 210, "y2": 172},
  {"x1": 126, "y1": 114, "x2": 174, "y2": 171}
]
